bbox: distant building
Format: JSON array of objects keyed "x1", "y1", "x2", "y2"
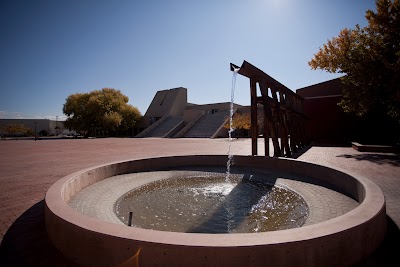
[
  {"x1": 0, "y1": 119, "x2": 75, "y2": 137},
  {"x1": 136, "y1": 87, "x2": 247, "y2": 138}
]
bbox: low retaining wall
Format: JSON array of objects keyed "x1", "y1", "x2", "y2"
[{"x1": 352, "y1": 142, "x2": 400, "y2": 153}]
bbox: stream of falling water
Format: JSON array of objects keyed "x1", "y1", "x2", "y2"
[
  {"x1": 226, "y1": 67, "x2": 240, "y2": 182},
  {"x1": 225, "y1": 66, "x2": 240, "y2": 232}
]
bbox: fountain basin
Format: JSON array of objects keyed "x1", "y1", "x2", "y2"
[
  {"x1": 45, "y1": 155, "x2": 386, "y2": 267},
  {"x1": 113, "y1": 173, "x2": 309, "y2": 233}
]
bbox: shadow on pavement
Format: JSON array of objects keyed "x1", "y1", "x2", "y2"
[
  {"x1": 291, "y1": 144, "x2": 313, "y2": 159},
  {"x1": 337, "y1": 153, "x2": 400, "y2": 167},
  {"x1": 0, "y1": 200, "x2": 79, "y2": 267},
  {"x1": 353, "y1": 215, "x2": 400, "y2": 266}
]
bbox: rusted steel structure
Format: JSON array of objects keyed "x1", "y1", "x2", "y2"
[{"x1": 230, "y1": 61, "x2": 308, "y2": 157}]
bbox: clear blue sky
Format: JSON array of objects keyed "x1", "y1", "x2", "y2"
[{"x1": 0, "y1": 0, "x2": 377, "y2": 120}]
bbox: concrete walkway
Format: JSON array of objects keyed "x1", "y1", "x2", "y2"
[{"x1": 0, "y1": 138, "x2": 399, "y2": 266}]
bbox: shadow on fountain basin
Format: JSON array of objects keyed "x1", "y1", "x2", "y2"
[{"x1": 187, "y1": 173, "x2": 275, "y2": 233}]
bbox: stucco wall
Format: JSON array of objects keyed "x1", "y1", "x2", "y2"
[
  {"x1": 296, "y1": 78, "x2": 351, "y2": 142},
  {"x1": 144, "y1": 87, "x2": 188, "y2": 118}
]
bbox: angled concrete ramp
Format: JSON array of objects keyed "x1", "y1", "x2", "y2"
[
  {"x1": 137, "y1": 116, "x2": 184, "y2": 138},
  {"x1": 182, "y1": 110, "x2": 229, "y2": 138}
]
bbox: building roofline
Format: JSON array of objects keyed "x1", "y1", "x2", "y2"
[{"x1": 296, "y1": 76, "x2": 344, "y2": 91}]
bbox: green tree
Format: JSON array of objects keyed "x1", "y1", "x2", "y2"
[
  {"x1": 38, "y1": 129, "x2": 48, "y2": 136},
  {"x1": 1, "y1": 123, "x2": 30, "y2": 137},
  {"x1": 55, "y1": 126, "x2": 61, "y2": 135},
  {"x1": 119, "y1": 105, "x2": 142, "y2": 131},
  {"x1": 63, "y1": 88, "x2": 142, "y2": 136},
  {"x1": 309, "y1": 0, "x2": 400, "y2": 143}
]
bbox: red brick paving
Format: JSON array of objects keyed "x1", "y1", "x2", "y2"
[{"x1": 0, "y1": 138, "x2": 399, "y2": 266}]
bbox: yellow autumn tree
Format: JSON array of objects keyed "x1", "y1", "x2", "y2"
[
  {"x1": 309, "y1": 0, "x2": 400, "y2": 144},
  {"x1": 63, "y1": 88, "x2": 141, "y2": 135}
]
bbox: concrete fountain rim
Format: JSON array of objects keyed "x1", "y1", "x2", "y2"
[
  {"x1": 45, "y1": 154, "x2": 385, "y2": 246},
  {"x1": 44, "y1": 154, "x2": 386, "y2": 267}
]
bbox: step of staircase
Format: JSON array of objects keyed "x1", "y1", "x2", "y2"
[
  {"x1": 145, "y1": 116, "x2": 183, "y2": 137},
  {"x1": 183, "y1": 111, "x2": 229, "y2": 138}
]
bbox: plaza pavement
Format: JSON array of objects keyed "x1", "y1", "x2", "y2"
[{"x1": 0, "y1": 137, "x2": 399, "y2": 266}]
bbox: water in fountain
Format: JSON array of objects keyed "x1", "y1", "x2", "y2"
[
  {"x1": 226, "y1": 67, "x2": 240, "y2": 182},
  {"x1": 115, "y1": 174, "x2": 308, "y2": 233}
]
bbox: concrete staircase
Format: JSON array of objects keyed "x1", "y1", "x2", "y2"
[
  {"x1": 141, "y1": 116, "x2": 184, "y2": 138},
  {"x1": 182, "y1": 110, "x2": 230, "y2": 138}
]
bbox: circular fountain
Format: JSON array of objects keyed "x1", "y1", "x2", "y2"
[{"x1": 45, "y1": 155, "x2": 386, "y2": 267}]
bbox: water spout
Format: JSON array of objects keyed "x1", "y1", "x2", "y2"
[{"x1": 230, "y1": 63, "x2": 241, "y2": 73}]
